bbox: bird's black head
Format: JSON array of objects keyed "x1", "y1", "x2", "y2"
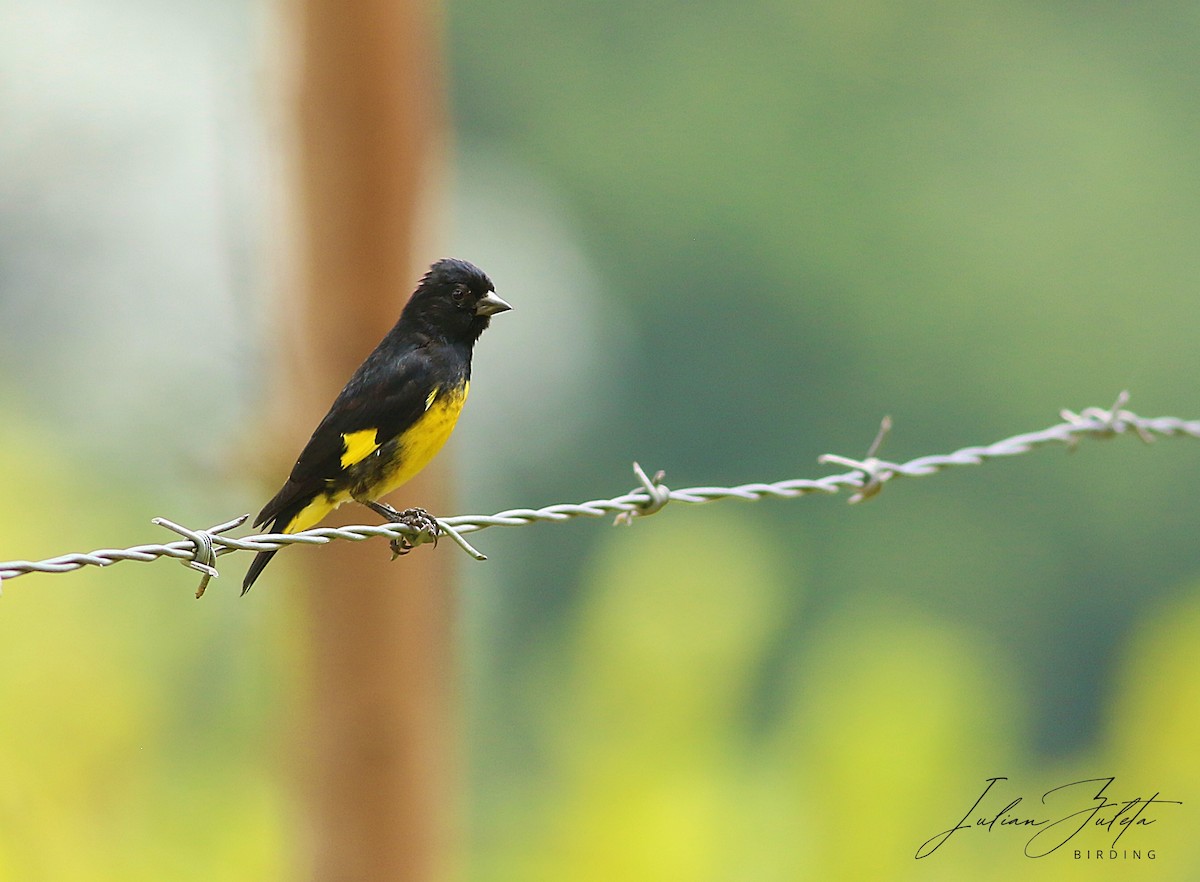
[{"x1": 402, "y1": 258, "x2": 512, "y2": 345}]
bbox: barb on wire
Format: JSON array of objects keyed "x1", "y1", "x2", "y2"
[
  {"x1": 818, "y1": 414, "x2": 894, "y2": 503},
  {"x1": 2, "y1": 392, "x2": 1198, "y2": 596},
  {"x1": 613, "y1": 463, "x2": 670, "y2": 525},
  {"x1": 152, "y1": 515, "x2": 247, "y2": 598}
]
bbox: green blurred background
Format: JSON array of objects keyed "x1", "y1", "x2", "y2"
[{"x1": 2, "y1": 0, "x2": 1199, "y2": 878}]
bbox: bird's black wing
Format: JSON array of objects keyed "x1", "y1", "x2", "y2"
[{"x1": 253, "y1": 344, "x2": 441, "y2": 529}]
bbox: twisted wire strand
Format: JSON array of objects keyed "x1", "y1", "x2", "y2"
[{"x1": 2, "y1": 394, "x2": 1196, "y2": 595}]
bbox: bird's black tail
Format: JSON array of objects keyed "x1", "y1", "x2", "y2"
[
  {"x1": 241, "y1": 548, "x2": 278, "y2": 595},
  {"x1": 242, "y1": 478, "x2": 322, "y2": 594}
]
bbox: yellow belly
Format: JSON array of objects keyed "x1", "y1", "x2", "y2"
[
  {"x1": 284, "y1": 382, "x2": 468, "y2": 534},
  {"x1": 378, "y1": 381, "x2": 469, "y2": 496},
  {"x1": 286, "y1": 494, "x2": 343, "y2": 534}
]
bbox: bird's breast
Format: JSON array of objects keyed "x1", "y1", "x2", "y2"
[{"x1": 356, "y1": 380, "x2": 469, "y2": 500}]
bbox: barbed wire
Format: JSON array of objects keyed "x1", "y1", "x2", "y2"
[{"x1": 1, "y1": 393, "x2": 1196, "y2": 598}]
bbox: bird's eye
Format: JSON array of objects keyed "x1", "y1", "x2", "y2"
[{"x1": 451, "y1": 285, "x2": 468, "y2": 303}]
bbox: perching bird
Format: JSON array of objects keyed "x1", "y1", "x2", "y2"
[{"x1": 241, "y1": 258, "x2": 511, "y2": 593}]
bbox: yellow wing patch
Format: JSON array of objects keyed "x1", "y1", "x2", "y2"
[{"x1": 340, "y1": 428, "x2": 380, "y2": 469}]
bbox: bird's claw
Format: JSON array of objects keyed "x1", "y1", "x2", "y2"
[
  {"x1": 363, "y1": 500, "x2": 441, "y2": 559},
  {"x1": 388, "y1": 507, "x2": 440, "y2": 559}
]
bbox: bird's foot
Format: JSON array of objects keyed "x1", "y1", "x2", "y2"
[
  {"x1": 389, "y1": 508, "x2": 440, "y2": 558},
  {"x1": 365, "y1": 502, "x2": 440, "y2": 559}
]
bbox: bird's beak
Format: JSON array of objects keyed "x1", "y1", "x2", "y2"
[{"x1": 475, "y1": 291, "x2": 513, "y2": 316}]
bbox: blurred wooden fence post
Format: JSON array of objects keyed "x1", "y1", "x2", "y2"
[{"x1": 286, "y1": 0, "x2": 454, "y2": 879}]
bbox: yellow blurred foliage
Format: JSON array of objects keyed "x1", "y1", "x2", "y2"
[
  {"x1": 0, "y1": 419, "x2": 295, "y2": 881},
  {"x1": 472, "y1": 509, "x2": 1198, "y2": 881}
]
